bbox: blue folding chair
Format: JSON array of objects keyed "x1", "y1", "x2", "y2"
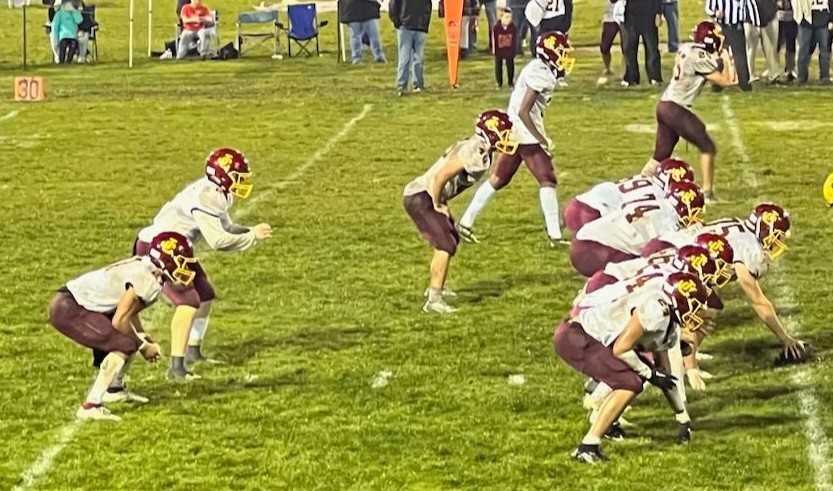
[{"x1": 285, "y1": 3, "x2": 328, "y2": 57}]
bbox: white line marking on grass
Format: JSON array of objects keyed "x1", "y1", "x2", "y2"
[
  {"x1": 722, "y1": 95, "x2": 830, "y2": 491},
  {"x1": 238, "y1": 103, "x2": 373, "y2": 217},
  {"x1": 13, "y1": 420, "x2": 83, "y2": 491},
  {"x1": 0, "y1": 110, "x2": 20, "y2": 122}
]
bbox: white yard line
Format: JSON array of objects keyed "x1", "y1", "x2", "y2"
[
  {"x1": 12, "y1": 420, "x2": 83, "y2": 491},
  {"x1": 722, "y1": 95, "x2": 830, "y2": 491},
  {"x1": 0, "y1": 110, "x2": 20, "y2": 122}
]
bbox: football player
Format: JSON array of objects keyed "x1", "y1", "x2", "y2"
[
  {"x1": 555, "y1": 271, "x2": 710, "y2": 462},
  {"x1": 48, "y1": 232, "x2": 197, "y2": 421},
  {"x1": 133, "y1": 148, "x2": 272, "y2": 380},
  {"x1": 641, "y1": 21, "x2": 737, "y2": 203},
  {"x1": 564, "y1": 158, "x2": 695, "y2": 234},
  {"x1": 570, "y1": 180, "x2": 705, "y2": 277},
  {"x1": 642, "y1": 203, "x2": 807, "y2": 361},
  {"x1": 458, "y1": 31, "x2": 575, "y2": 246},
  {"x1": 404, "y1": 110, "x2": 517, "y2": 314}
]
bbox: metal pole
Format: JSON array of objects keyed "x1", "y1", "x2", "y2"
[
  {"x1": 22, "y1": 4, "x2": 28, "y2": 69},
  {"x1": 147, "y1": 0, "x2": 153, "y2": 56},
  {"x1": 336, "y1": 0, "x2": 341, "y2": 63},
  {"x1": 128, "y1": 0, "x2": 134, "y2": 67}
]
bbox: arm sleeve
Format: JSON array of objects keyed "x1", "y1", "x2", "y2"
[
  {"x1": 193, "y1": 209, "x2": 257, "y2": 251},
  {"x1": 220, "y1": 214, "x2": 251, "y2": 234}
]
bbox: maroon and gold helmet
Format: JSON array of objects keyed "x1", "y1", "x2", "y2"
[
  {"x1": 656, "y1": 158, "x2": 695, "y2": 189},
  {"x1": 666, "y1": 180, "x2": 705, "y2": 228},
  {"x1": 694, "y1": 232, "x2": 735, "y2": 287},
  {"x1": 475, "y1": 109, "x2": 517, "y2": 155},
  {"x1": 148, "y1": 232, "x2": 199, "y2": 286},
  {"x1": 673, "y1": 244, "x2": 719, "y2": 288},
  {"x1": 536, "y1": 31, "x2": 575, "y2": 76},
  {"x1": 662, "y1": 271, "x2": 710, "y2": 332},
  {"x1": 745, "y1": 202, "x2": 791, "y2": 260},
  {"x1": 205, "y1": 148, "x2": 252, "y2": 199},
  {"x1": 692, "y1": 20, "x2": 724, "y2": 54}
]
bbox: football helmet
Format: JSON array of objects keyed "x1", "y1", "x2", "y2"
[
  {"x1": 148, "y1": 232, "x2": 199, "y2": 286},
  {"x1": 823, "y1": 172, "x2": 833, "y2": 207},
  {"x1": 205, "y1": 148, "x2": 252, "y2": 199},
  {"x1": 536, "y1": 31, "x2": 575, "y2": 76},
  {"x1": 663, "y1": 271, "x2": 709, "y2": 332},
  {"x1": 692, "y1": 20, "x2": 723, "y2": 54},
  {"x1": 745, "y1": 202, "x2": 791, "y2": 260},
  {"x1": 694, "y1": 232, "x2": 735, "y2": 287},
  {"x1": 672, "y1": 245, "x2": 719, "y2": 287},
  {"x1": 475, "y1": 109, "x2": 517, "y2": 155},
  {"x1": 666, "y1": 181, "x2": 706, "y2": 228},
  {"x1": 656, "y1": 158, "x2": 695, "y2": 189}
]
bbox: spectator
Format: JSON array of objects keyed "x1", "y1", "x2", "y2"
[
  {"x1": 507, "y1": 0, "x2": 531, "y2": 56},
  {"x1": 461, "y1": 0, "x2": 480, "y2": 58},
  {"x1": 480, "y1": 0, "x2": 499, "y2": 52},
  {"x1": 340, "y1": 0, "x2": 386, "y2": 64},
  {"x1": 599, "y1": 0, "x2": 623, "y2": 78},
  {"x1": 51, "y1": 0, "x2": 82, "y2": 64},
  {"x1": 777, "y1": 0, "x2": 798, "y2": 80},
  {"x1": 706, "y1": 0, "x2": 753, "y2": 90},
  {"x1": 745, "y1": 0, "x2": 780, "y2": 82},
  {"x1": 525, "y1": 0, "x2": 574, "y2": 57},
  {"x1": 177, "y1": 0, "x2": 217, "y2": 60},
  {"x1": 794, "y1": 0, "x2": 831, "y2": 84},
  {"x1": 77, "y1": 1, "x2": 98, "y2": 63},
  {"x1": 389, "y1": 0, "x2": 431, "y2": 95},
  {"x1": 621, "y1": 0, "x2": 662, "y2": 86},
  {"x1": 660, "y1": 0, "x2": 680, "y2": 53},
  {"x1": 493, "y1": 7, "x2": 518, "y2": 87}
]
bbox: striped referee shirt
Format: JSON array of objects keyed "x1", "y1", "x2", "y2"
[{"x1": 705, "y1": 0, "x2": 748, "y2": 25}]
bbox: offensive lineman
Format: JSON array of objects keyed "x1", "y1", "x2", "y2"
[{"x1": 134, "y1": 148, "x2": 272, "y2": 380}]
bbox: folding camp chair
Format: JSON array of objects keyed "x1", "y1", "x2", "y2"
[
  {"x1": 286, "y1": 3, "x2": 328, "y2": 57},
  {"x1": 236, "y1": 10, "x2": 281, "y2": 57},
  {"x1": 175, "y1": 10, "x2": 220, "y2": 58}
]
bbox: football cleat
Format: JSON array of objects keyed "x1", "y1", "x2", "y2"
[
  {"x1": 457, "y1": 224, "x2": 480, "y2": 244},
  {"x1": 167, "y1": 367, "x2": 203, "y2": 382},
  {"x1": 102, "y1": 387, "x2": 149, "y2": 404},
  {"x1": 604, "y1": 422, "x2": 626, "y2": 441},
  {"x1": 423, "y1": 288, "x2": 458, "y2": 299},
  {"x1": 422, "y1": 299, "x2": 458, "y2": 315},
  {"x1": 76, "y1": 404, "x2": 121, "y2": 422},
  {"x1": 572, "y1": 444, "x2": 607, "y2": 464},
  {"x1": 677, "y1": 422, "x2": 693, "y2": 444}
]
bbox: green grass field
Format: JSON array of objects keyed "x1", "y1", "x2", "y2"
[{"x1": 2, "y1": 0, "x2": 833, "y2": 489}]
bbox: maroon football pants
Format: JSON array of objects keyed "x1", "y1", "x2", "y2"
[
  {"x1": 653, "y1": 101, "x2": 717, "y2": 161},
  {"x1": 570, "y1": 239, "x2": 638, "y2": 278},
  {"x1": 403, "y1": 192, "x2": 460, "y2": 255},
  {"x1": 49, "y1": 292, "x2": 140, "y2": 355},
  {"x1": 491, "y1": 144, "x2": 557, "y2": 190},
  {"x1": 564, "y1": 198, "x2": 602, "y2": 234}
]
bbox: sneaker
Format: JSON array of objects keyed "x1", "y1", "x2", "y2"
[
  {"x1": 649, "y1": 79, "x2": 661, "y2": 86},
  {"x1": 422, "y1": 299, "x2": 458, "y2": 314},
  {"x1": 596, "y1": 76, "x2": 608, "y2": 86},
  {"x1": 604, "y1": 422, "x2": 626, "y2": 441},
  {"x1": 572, "y1": 444, "x2": 606, "y2": 464},
  {"x1": 620, "y1": 80, "x2": 631, "y2": 88},
  {"x1": 167, "y1": 367, "x2": 202, "y2": 382},
  {"x1": 749, "y1": 75, "x2": 761, "y2": 83},
  {"x1": 413, "y1": 87, "x2": 423, "y2": 94},
  {"x1": 396, "y1": 89, "x2": 405, "y2": 97},
  {"x1": 76, "y1": 404, "x2": 121, "y2": 422},
  {"x1": 423, "y1": 288, "x2": 458, "y2": 299},
  {"x1": 457, "y1": 223, "x2": 480, "y2": 244},
  {"x1": 102, "y1": 387, "x2": 149, "y2": 404}
]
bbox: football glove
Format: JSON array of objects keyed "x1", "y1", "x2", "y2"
[
  {"x1": 647, "y1": 369, "x2": 678, "y2": 391},
  {"x1": 686, "y1": 368, "x2": 706, "y2": 392},
  {"x1": 775, "y1": 341, "x2": 815, "y2": 366}
]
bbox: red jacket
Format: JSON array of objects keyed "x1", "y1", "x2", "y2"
[{"x1": 493, "y1": 23, "x2": 517, "y2": 59}]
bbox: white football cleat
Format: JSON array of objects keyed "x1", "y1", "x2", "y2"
[
  {"x1": 76, "y1": 404, "x2": 121, "y2": 422},
  {"x1": 423, "y1": 288, "x2": 458, "y2": 299},
  {"x1": 422, "y1": 299, "x2": 458, "y2": 315},
  {"x1": 102, "y1": 388, "x2": 149, "y2": 404}
]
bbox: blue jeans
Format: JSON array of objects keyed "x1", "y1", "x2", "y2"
[
  {"x1": 509, "y1": 1, "x2": 531, "y2": 56},
  {"x1": 396, "y1": 28, "x2": 426, "y2": 90},
  {"x1": 661, "y1": 2, "x2": 679, "y2": 53},
  {"x1": 349, "y1": 19, "x2": 385, "y2": 63},
  {"x1": 797, "y1": 22, "x2": 831, "y2": 82}
]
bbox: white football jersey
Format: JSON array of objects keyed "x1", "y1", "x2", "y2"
[
  {"x1": 138, "y1": 178, "x2": 256, "y2": 252},
  {"x1": 67, "y1": 257, "x2": 161, "y2": 314},
  {"x1": 507, "y1": 58, "x2": 558, "y2": 144},
  {"x1": 577, "y1": 175, "x2": 664, "y2": 216},
  {"x1": 403, "y1": 136, "x2": 492, "y2": 201},
  {"x1": 576, "y1": 278, "x2": 677, "y2": 351},
  {"x1": 602, "y1": 248, "x2": 677, "y2": 283},
  {"x1": 661, "y1": 43, "x2": 720, "y2": 107},
  {"x1": 576, "y1": 197, "x2": 680, "y2": 255}
]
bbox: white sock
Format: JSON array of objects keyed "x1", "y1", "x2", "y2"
[
  {"x1": 109, "y1": 355, "x2": 134, "y2": 389},
  {"x1": 86, "y1": 353, "x2": 124, "y2": 405},
  {"x1": 428, "y1": 288, "x2": 443, "y2": 303},
  {"x1": 668, "y1": 341, "x2": 687, "y2": 403},
  {"x1": 188, "y1": 316, "x2": 210, "y2": 346},
  {"x1": 581, "y1": 433, "x2": 601, "y2": 445},
  {"x1": 460, "y1": 181, "x2": 497, "y2": 229},
  {"x1": 539, "y1": 186, "x2": 562, "y2": 239},
  {"x1": 590, "y1": 382, "x2": 613, "y2": 405}
]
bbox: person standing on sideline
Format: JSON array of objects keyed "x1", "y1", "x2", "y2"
[
  {"x1": 525, "y1": 0, "x2": 574, "y2": 56},
  {"x1": 51, "y1": 0, "x2": 82, "y2": 64},
  {"x1": 661, "y1": 0, "x2": 680, "y2": 53},
  {"x1": 621, "y1": 0, "x2": 662, "y2": 86},
  {"x1": 599, "y1": 0, "x2": 623, "y2": 80},
  {"x1": 341, "y1": 0, "x2": 386, "y2": 64},
  {"x1": 794, "y1": 0, "x2": 831, "y2": 84},
  {"x1": 777, "y1": 0, "x2": 798, "y2": 80},
  {"x1": 481, "y1": 0, "x2": 499, "y2": 52},
  {"x1": 390, "y1": 0, "x2": 432, "y2": 95},
  {"x1": 707, "y1": 0, "x2": 753, "y2": 90},
  {"x1": 745, "y1": 0, "x2": 781, "y2": 82},
  {"x1": 494, "y1": 8, "x2": 518, "y2": 87},
  {"x1": 508, "y1": 0, "x2": 531, "y2": 56}
]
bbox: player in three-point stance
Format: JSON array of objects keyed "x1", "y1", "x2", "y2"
[
  {"x1": 134, "y1": 148, "x2": 272, "y2": 380},
  {"x1": 458, "y1": 31, "x2": 575, "y2": 246},
  {"x1": 48, "y1": 232, "x2": 197, "y2": 421},
  {"x1": 404, "y1": 110, "x2": 517, "y2": 314}
]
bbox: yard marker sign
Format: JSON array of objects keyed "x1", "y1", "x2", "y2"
[{"x1": 443, "y1": 0, "x2": 463, "y2": 87}]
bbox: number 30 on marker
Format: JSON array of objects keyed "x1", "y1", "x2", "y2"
[{"x1": 14, "y1": 76, "x2": 46, "y2": 102}]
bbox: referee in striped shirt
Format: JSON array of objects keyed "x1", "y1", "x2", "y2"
[{"x1": 706, "y1": 0, "x2": 754, "y2": 89}]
